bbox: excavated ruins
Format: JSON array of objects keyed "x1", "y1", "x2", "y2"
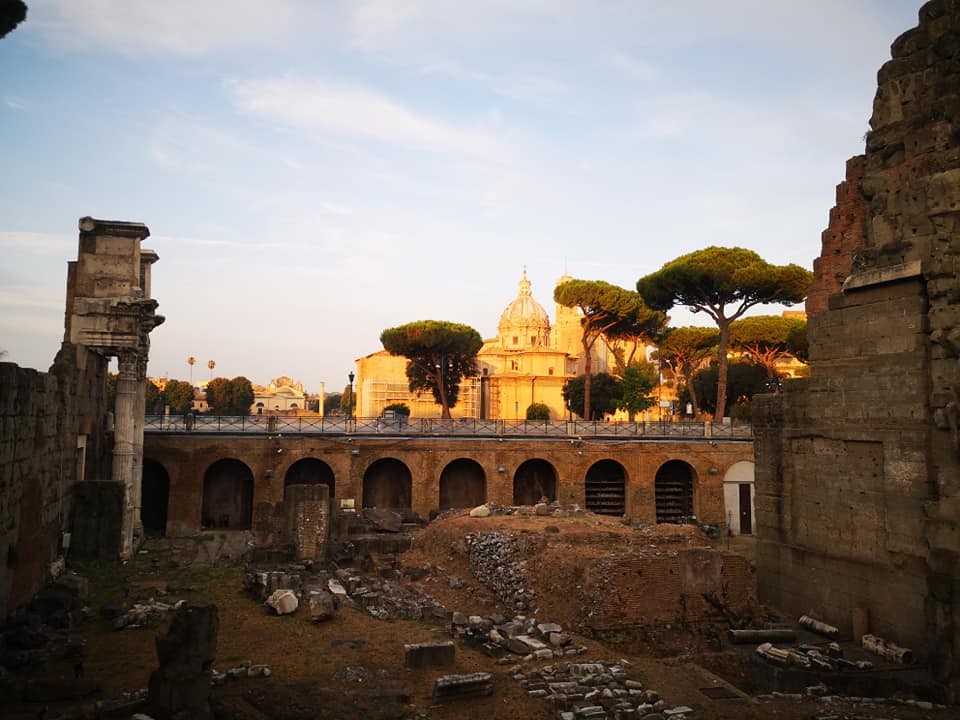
[{"x1": 2, "y1": 2, "x2": 960, "y2": 718}]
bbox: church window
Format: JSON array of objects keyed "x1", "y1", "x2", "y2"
[
  {"x1": 548, "y1": 367, "x2": 554, "y2": 376},
  {"x1": 513, "y1": 336, "x2": 519, "y2": 345},
  {"x1": 531, "y1": 336, "x2": 536, "y2": 345},
  {"x1": 511, "y1": 360, "x2": 518, "y2": 370}
]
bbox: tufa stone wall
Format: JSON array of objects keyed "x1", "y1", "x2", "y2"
[
  {"x1": 0, "y1": 343, "x2": 110, "y2": 618},
  {"x1": 754, "y1": 0, "x2": 960, "y2": 700}
]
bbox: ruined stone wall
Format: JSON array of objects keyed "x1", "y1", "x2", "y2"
[
  {"x1": 807, "y1": 155, "x2": 868, "y2": 317},
  {"x1": 0, "y1": 345, "x2": 109, "y2": 618},
  {"x1": 754, "y1": 0, "x2": 960, "y2": 699},
  {"x1": 584, "y1": 549, "x2": 756, "y2": 632}
]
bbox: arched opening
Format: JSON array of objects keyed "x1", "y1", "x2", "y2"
[
  {"x1": 202, "y1": 458, "x2": 254, "y2": 530},
  {"x1": 585, "y1": 460, "x2": 626, "y2": 516},
  {"x1": 362, "y1": 458, "x2": 412, "y2": 509},
  {"x1": 655, "y1": 460, "x2": 696, "y2": 524},
  {"x1": 439, "y1": 459, "x2": 486, "y2": 509},
  {"x1": 141, "y1": 459, "x2": 170, "y2": 536},
  {"x1": 284, "y1": 458, "x2": 335, "y2": 500},
  {"x1": 723, "y1": 460, "x2": 755, "y2": 535},
  {"x1": 513, "y1": 459, "x2": 557, "y2": 505}
]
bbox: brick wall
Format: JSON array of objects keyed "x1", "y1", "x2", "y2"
[
  {"x1": 807, "y1": 155, "x2": 867, "y2": 317},
  {"x1": 144, "y1": 434, "x2": 753, "y2": 544}
]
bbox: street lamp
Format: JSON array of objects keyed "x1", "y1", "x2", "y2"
[{"x1": 348, "y1": 371, "x2": 355, "y2": 420}]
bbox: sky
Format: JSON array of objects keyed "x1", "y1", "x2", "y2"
[{"x1": 0, "y1": 1, "x2": 923, "y2": 393}]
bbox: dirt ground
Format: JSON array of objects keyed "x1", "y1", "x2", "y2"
[{"x1": 5, "y1": 511, "x2": 954, "y2": 720}]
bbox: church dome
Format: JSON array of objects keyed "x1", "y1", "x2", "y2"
[{"x1": 498, "y1": 270, "x2": 551, "y2": 349}]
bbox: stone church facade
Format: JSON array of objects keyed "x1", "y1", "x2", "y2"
[{"x1": 355, "y1": 271, "x2": 613, "y2": 421}]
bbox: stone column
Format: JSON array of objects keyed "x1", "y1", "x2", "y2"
[
  {"x1": 131, "y1": 353, "x2": 148, "y2": 547},
  {"x1": 113, "y1": 350, "x2": 139, "y2": 558}
]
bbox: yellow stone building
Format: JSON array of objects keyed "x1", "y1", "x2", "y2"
[{"x1": 355, "y1": 271, "x2": 612, "y2": 421}]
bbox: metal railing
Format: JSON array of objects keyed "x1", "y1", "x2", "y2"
[{"x1": 144, "y1": 415, "x2": 752, "y2": 439}]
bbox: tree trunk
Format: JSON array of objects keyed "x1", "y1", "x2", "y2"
[
  {"x1": 714, "y1": 318, "x2": 730, "y2": 423},
  {"x1": 435, "y1": 364, "x2": 451, "y2": 419},
  {"x1": 685, "y1": 368, "x2": 701, "y2": 417},
  {"x1": 582, "y1": 336, "x2": 592, "y2": 420}
]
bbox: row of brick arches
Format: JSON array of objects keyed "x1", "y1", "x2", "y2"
[{"x1": 141, "y1": 457, "x2": 697, "y2": 535}]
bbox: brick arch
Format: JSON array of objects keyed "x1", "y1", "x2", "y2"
[
  {"x1": 513, "y1": 458, "x2": 557, "y2": 505},
  {"x1": 584, "y1": 459, "x2": 627, "y2": 516},
  {"x1": 439, "y1": 458, "x2": 486, "y2": 510},
  {"x1": 362, "y1": 457, "x2": 412, "y2": 510},
  {"x1": 654, "y1": 459, "x2": 697, "y2": 524},
  {"x1": 202, "y1": 458, "x2": 254, "y2": 529},
  {"x1": 283, "y1": 457, "x2": 335, "y2": 500},
  {"x1": 141, "y1": 458, "x2": 170, "y2": 536}
]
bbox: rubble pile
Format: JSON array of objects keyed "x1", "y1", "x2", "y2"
[
  {"x1": 465, "y1": 531, "x2": 536, "y2": 611},
  {"x1": 463, "y1": 502, "x2": 585, "y2": 519},
  {"x1": 755, "y1": 641, "x2": 875, "y2": 671},
  {"x1": 244, "y1": 565, "x2": 450, "y2": 622},
  {"x1": 107, "y1": 598, "x2": 186, "y2": 629},
  {"x1": 451, "y1": 612, "x2": 588, "y2": 661},
  {"x1": 510, "y1": 659, "x2": 691, "y2": 720},
  {"x1": 0, "y1": 572, "x2": 91, "y2": 702}
]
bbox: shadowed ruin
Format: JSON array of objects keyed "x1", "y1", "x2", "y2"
[
  {"x1": 754, "y1": 0, "x2": 960, "y2": 701},
  {"x1": 0, "y1": 217, "x2": 161, "y2": 618}
]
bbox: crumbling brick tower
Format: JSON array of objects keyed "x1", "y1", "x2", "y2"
[{"x1": 753, "y1": 0, "x2": 960, "y2": 701}]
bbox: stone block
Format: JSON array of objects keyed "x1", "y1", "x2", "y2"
[
  {"x1": 308, "y1": 590, "x2": 336, "y2": 622},
  {"x1": 265, "y1": 589, "x2": 298, "y2": 615},
  {"x1": 404, "y1": 641, "x2": 455, "y2": 668}
]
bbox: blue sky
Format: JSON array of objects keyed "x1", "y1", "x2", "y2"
[{"x1": 1, "y1": 1, "x2": 921, "y2": 393}]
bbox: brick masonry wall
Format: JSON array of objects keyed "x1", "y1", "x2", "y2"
[
  {"x1": 0, "y1": 344, "x2": 110, "y2": 618},
  {"x1": 755, "y1": 0, "x2": 960, "y2": 699},
  {"x1": 144, "y1": 434, "x2": 753, "y2": 545},
  {"x1": 807, "y1": 155, "x2": 867, "y2": 317}
]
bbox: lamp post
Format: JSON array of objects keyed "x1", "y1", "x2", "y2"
[{"x1": 348, "y1": 371, "x2": 355, "y2": 421}]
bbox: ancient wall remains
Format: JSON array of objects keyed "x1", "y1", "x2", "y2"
[
  {"x1": 143, "y1": 434, "x2": 753, "y2": 545},
  {"x1": 583, "y1": 549, "x2": 756, "y2": 632},
  {"x1": 0, "y1": 216, "x2": 161, "y2": 618},
  {"x1": 754, "y1": 0, "x2": 960, "y2": 700},
  {"x1": 806, "y1": 155, "x2": 868, "y2": 317},
  {"x1": 0, "y1": 345, "x2": 109, "y2": 618}
]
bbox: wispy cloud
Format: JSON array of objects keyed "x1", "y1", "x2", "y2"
[
  {"x1": 419, "y1": 60, "x2": 569, "y2": 104},
  {"x1": 29, "y1": 0, "x2": 296, "y2": 56},
  {"x1": 4, "y1": 96, "x2": 26, "y2": 110},
  {"x1": 227, "y1": 75, "x2": 508, "y2": 159},
  {"x1": 0, "y1": 231, "x2": 74, "y2": 255},
  {"x1": 603, "y1": 52, "x2": 659, "y2": 83}
]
